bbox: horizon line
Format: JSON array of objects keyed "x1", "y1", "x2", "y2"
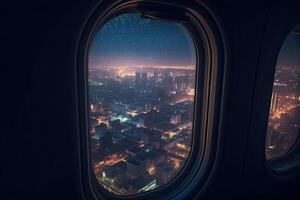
[{"x1": 89, "y1": 65, "x2": 196, "y2": 70}]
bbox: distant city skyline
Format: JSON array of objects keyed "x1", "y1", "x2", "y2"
[{"x1": 89, "y1": 13, "x2": 196, "y2": 68}]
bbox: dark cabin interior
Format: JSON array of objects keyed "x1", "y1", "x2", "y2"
[{"x1": 1, "y1": 0, "x2": 300, "y2": 199}]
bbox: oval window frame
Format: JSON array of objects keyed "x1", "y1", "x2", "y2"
[
  {"x1": 76, "y1": 1, "x2": 226, "y2": 199},
  {"x1": 265, "y1": 24, "x2": 300, "y2": 175}
]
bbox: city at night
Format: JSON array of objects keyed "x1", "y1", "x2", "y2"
[
  {"x1": 88, "y1": 13, "x2": 196, "y2": 195},
  {"x1": 265, "y1": 32, "x2": 300, "y2": 160}
]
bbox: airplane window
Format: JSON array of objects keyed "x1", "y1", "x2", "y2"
[
  {"x1": 88, "y1": 13, "x2": 196, "y2": 196},
  {"x1": 265, "y1": 29, "x2": 300, "y2": 161}
]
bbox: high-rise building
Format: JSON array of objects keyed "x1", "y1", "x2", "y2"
[
  {"x1": 142, "y1": 72, "x2": 148, "y2": 88},
  {"x1": 153, "y1": 71, "x2": 158, "y2": 79},
  {"x1": 270, "y1": 92, "x2": 278, "y2": 113},
  {"x1": 170, "y1": 112, "x2": 181, "y2": 125},
  {"x1": 265, "y1": 125, "x2": 274, "y2": 149},
  {"x1": 156, "y1": 162, "x2": 173, "y2": 185},
  {"x1": 135, "y1": 72, "x2": 141, "y2": 86},
  {"x1": 127, "y1": 158, "x2": 146, "y2": 178},
  {"x1": 95, "y1": 123, "x2": 108, "y2": 138}
]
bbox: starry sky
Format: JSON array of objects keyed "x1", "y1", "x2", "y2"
[
  {"x1": 89, "y1": 13, "x2": 196, "y2": 68},
  {"x1": 277, "y1": 32, "x2": 300, "y2": 67}
]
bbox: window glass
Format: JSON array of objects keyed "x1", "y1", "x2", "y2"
[
  {"x1": 88, "y1": 13, "x2": 196, "y2": 195},
  {"x1": 265, "y1": 30, "x2": 300, "y2": 160}
]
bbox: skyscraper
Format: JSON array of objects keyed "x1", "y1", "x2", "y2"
[
  {"x1": 135, "y1": 72, "x2": 141, "y2": 86},
  {"x1": 142, "y1": 72, "x2": 148, "y2": 88},
  {"x1": 270, "y1": 92, "x2": 278, "y2": 113}
]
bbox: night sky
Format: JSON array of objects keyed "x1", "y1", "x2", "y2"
[
  {"x1": 89, "y1": 13, "x2": 196, "y2": 68},
  {"x1": 277, "y1": 32, "x2": 300, "y2": 67}
]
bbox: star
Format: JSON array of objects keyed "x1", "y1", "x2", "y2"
[{"x1": 89, "y1": 13, "x2": 196, "y2": 68}]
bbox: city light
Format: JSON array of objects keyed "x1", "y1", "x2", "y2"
[
  {"x1": 88, "y1": 12, "x2": 196, "y2": 196},
  {"x1": 88, "y1": 64, "x2": 195, "y2": 195},
  {"x1": 266, "y1": 65, "x2": 300, "y2": 160}
]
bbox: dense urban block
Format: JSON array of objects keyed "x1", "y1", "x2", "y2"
[{"x1": 88, "y1": 66, "x2": 195, "y2": 195}]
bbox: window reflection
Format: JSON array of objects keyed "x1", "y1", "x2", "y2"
[
  {"x1": 88, "y1": 13, "x2": 196, "y2": 195},
  {"x1": 266, "y1": 31, "x2": 300, "y2": 160}
]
